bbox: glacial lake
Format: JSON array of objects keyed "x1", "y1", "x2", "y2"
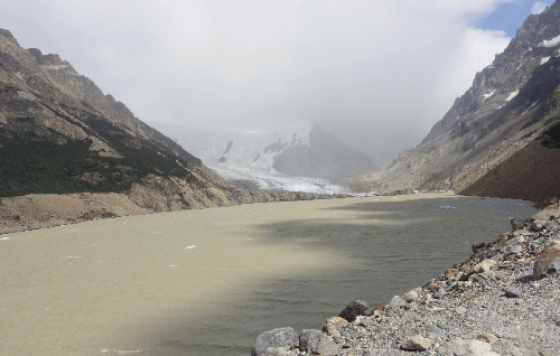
[{"x1": 0, "y1": 194, "x2": 538, "y2": 356}]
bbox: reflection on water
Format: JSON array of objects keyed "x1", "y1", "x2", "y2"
[{"x1": 0, "y1": 194, "x2": 538, "y2": 356}]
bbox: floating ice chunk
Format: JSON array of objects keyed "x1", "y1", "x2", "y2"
[
  {"x1": 506, "y1": 90, "x2": 519, "y2": 102},
  {"x1": 541, "y1": 34, "x2": 560, "y2": 47},
  {"x1": 0, "y1": 237, "x2": 9, "y2": 241},
  {"x1": 185, "y1": 245, "x2": 196, "y2": 249},
  {"x1": 541, "y1": 56, "x2": 551, "y2": 65},
  {"x1": 439, "y1": 205, "x2": 457, "y2": 210}
]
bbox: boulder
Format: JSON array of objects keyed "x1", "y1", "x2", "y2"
[
  {"x1": 299, "y1": 329, "x2": 322, "y2": 354},
  {"x1": 533, "y1": 240, "x2": 560, "y2": 280},
  {"x1": 389, "y1": 295, "x2": 407, "y2": 310},
  {"x1": 511, "y1": 217, "x2": 531, "y2": 230},
  {"x1": 503, "y1": 245, "x2": 523, "y2": 255},
  {"x1": 474, "y1": 259, "x2": 497, "y2": 273},
  {"x1": 471, "y1": 242, "x2": 486, "y2": 254},
  {"x1": 505, "y1": 235, "x2": 525, "y2": 245},
  {"x1": 325, "y1": 317, "x2": 349, "y2": 331},
  {"x1": 252, "y1": 327, "x2": 299, "y2": 356},
  {"x1": 434, "y1": 288, "x2": 447, "y2": 299},
  {"x1": 504, "y1": 286, "x2": 521, "y2": 298},
  {"x1": 544, "y1": 222, "x2": 560, "y2": 232},
  {"x1": 403, "y1": 290, "x2": 419, "y2": 302},
  {"x1": 317, "y1": 337, "x2": 338, "y2": 356},
  {"x1": 425, "y1": 282, "x2": 441, "y2": 293},
  {"x1": 531, "y1": 220, "x2": 546, "y2": 232},
  {"x1": 401, "y1": 335, "x2": 431, "y2": 351},
  {"x1": 360, "y1": 317, "x2": 376, "y2": 327},
  {"x1": 339, "y1": 299, "x2": 369, "y2": 322}
]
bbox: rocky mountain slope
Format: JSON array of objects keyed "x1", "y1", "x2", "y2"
[
  {"x1": 0, "y1": 28, "x2": 351, "y2": 234},
  {"x1": 0, "y1": 29, "x2": 342, "y2": 233},
  {"x1": 0, "y1": 29, "x2": 207, "y2": 195},
  {"x1": 361, "y1": 1, "x2": 560, "y2": 201},
  {"x1": 151, "y1": 122, "x2": 379, "y2": 180}
]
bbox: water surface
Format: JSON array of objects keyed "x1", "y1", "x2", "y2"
[{"x1": 0, "y1": 194, "x2": 538, "y2": 355}]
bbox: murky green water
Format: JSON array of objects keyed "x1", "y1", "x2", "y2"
[{"x1": 0, "y1": 194, "x2": 538, "y2": 356}]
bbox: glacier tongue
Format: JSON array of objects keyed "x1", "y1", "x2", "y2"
[{"x1": 211, "y1": 166, "x2": 351, "y2": 194}]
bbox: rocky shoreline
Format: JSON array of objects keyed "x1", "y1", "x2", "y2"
[{"x1": 251, "y1": 206, "x2": 560, "y2": 356}]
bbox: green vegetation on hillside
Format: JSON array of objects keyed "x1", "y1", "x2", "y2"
[{"x1": 0, "y1": 115, "x2": 195, "y2": 197}]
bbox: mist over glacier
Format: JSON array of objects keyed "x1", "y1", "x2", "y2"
[{"x1": 1, "y1": 0, "x2": 544, "y2": 165}]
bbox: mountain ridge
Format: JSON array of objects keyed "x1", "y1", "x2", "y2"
[{"x1": 357, "y1": 1, "x2": 560, "y2": 203}]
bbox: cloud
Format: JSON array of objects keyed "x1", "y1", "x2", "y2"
[
  {"x1": 531, "y1": 1, "x2": 552, "y2": 14},
  {"x1": 0, "y1": 0, "x2": 514, "y2": 166}
]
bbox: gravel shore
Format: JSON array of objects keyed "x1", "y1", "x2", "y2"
[{"x1": 252, "y1": 208, "x2": 560, "y2": 356}]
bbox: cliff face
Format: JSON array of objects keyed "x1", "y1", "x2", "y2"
[{"x1": 365, "y1": 1, "x2": 560, "y2": 194}]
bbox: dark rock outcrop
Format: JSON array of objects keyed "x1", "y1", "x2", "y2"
[{"x1": 338, "y1": 299, "x2": 369, "y2": 322}]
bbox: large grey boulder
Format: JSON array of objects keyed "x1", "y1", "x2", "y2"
[
  {"x1": 339, "y1": 299, "x2": 369, "y2": 322},
  {"x1": 299, "y1": 329, "x2": 338, "y2": 356},
  {"x1": 299, "y1": 329, "x2": 322, "y2": 354},
  {"x1": 251, "y1": 327, "x2": 299, "y2": 356},
  {"x1": 389, "y1": 295, "x2": 407, "y2": 310},
  {"x1": 316, "y1": 337, "x2": 338, "y2": 356}
]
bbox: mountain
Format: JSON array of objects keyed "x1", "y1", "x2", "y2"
[
  {"x1": 360, "y1": 1, "x2": 560, "y2": 204},
  {"x1": 0, "y1": 28, "x2": 351, "y2": 234},
  {"x1": 150, "y1": 122, "x2": 379, "y2": 180},
  {"x1": 0, "y1": 29, "x2": 252, "y2": 231}
]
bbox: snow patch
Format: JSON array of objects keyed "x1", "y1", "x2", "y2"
[
  {"x1": 483, "y1": 89, "x2": 496, "y2": 99},
  {"x1": 505, "y1": 90, "x2": 519, "y2": 102},
  {"x1": 541, "y1": 56, "x2": 551, "y2": 65},
  {"x1": 541, "y1": 34, "x2": 560, "y2": 47},
  {"x1": 522, "y1": 99, "x2": 540, "y2": 114}
]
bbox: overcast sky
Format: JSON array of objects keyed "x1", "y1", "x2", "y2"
[{"x1": 0, "y1": 0, "x2": 553, "y2": 166}]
